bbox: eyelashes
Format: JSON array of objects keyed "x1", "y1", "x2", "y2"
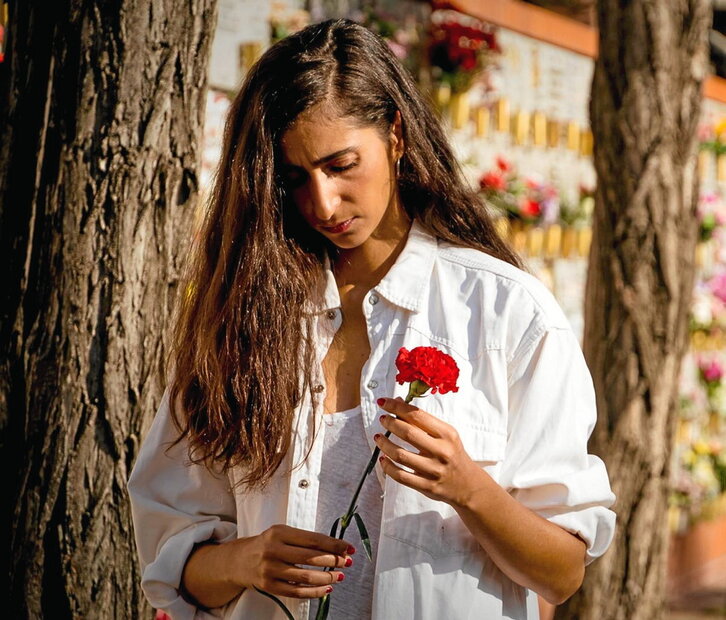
[{"x1": 283, "y1": 161, "x2": 359, "y2": 189}]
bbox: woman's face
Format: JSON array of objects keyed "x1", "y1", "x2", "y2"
[{"x1": 279, "y1": 108, "x2": 405, "y2": 250}]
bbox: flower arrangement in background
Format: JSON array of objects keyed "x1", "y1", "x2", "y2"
[
  {"x1": 671, "y1": 439, "x2": 725, "y2": 526},
  {"x1": 697, "y1": 192, "x2": 726, "y2": 242},
  {"x1": 269, "y1": 1, "x2": 310, "y2": 43},
  {"x1": 478, "y1": 156, "x2": 560, "y2": 225},
  {"x1": 679, "y1": 439, "x2": 726, "y2": 498},
  {"x1": 697, "y1": 355, "x2": 724, "y2": 401},
  {"x1": 672, "y1": 356, "x2": 726, "y2": 526},
  {"x1": 356, "y1": 8, "x2": 413, "y2": 61},
  {"x1": 559, "y1": 184, "x2": 595, "y2": 228},
  {"x1": 428, "y1": 10, "x2": 501, "y2": 94},
  {"x1": 689, "y1": 271, "x2": 726, "y2": 347},
  {"x1": 698, "y1": 118, "x2": 726, "y2": 157}
]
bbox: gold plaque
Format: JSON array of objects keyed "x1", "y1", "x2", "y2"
[
  {"x1": 475, "y1": 107, "x2": 490, "y2": 137},
  {"x1": 576, "y1": 227, "x2": 592, "y2": 257},
  {"x1": 544, "y1": 225, "x2": 562, "y2": 258},
  {"x1": 566, "y1": 122, "x2": 580, "y2": 151},
  {"x1": 513, "y1": 111, "x2": 530, "y2": 146},
  {"x1": 450, "y1": 92, "x2": 470, "y2": 130},
  {"x1": 532, "y1": 112, "x2": 546, "y2": 147},
  {"x1": 495, "y1": 98, "x2": 510, "y2": 133},
  {"x1": 718, "y1": 154, "x2": 726, "y2": 182},
  {"x1": 547, "y1": 119, "x2": 560, "y2": 148},
  {"x1": 526, "y1": 227, "x2": 544, "y2": 256},
  {"x1": 580, "y1": 129, "x2": 594, "y2": 157}
]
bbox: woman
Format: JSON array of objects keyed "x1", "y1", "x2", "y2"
[{"x1": 128, "y1": 18, "x2": 615, "y2": 620}]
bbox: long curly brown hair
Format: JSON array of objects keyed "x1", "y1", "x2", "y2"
[{"x1": 169, "y1": 18, "x2": 522, "y2": 489}]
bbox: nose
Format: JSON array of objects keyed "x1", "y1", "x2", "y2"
[{"x1": 307, "y1": 173, "x2": 341, "y2": 222}]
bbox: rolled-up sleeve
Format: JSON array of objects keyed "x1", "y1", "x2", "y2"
[
  {"x1": 127, "y1": 389, "x2": 238, "y2": 618},
  {"x1": 502, "y1": 327, "x2": 616, "y2": 565}
]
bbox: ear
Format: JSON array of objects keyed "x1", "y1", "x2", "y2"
[{"x1": 389, "y1": 110, "x2": 405, "y2": 160}]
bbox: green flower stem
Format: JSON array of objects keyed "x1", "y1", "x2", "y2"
[
  {"x1": 314, "y1": 385, "x2": 430, "y2": 619},
  {"x1": 336, "y1": 387, "x2": 421, "y2": 537},
  {"x1": 278, "y1": 383, "x2": 432, "y2": 620}
]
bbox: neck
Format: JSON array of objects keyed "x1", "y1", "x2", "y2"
[{"x1": 333, "y1": 209, "x2": 411, "y2": 292}]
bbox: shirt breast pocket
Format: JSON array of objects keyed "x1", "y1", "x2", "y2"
[{"x1": 380, "y1": 427, "x2": 506, "y2": 559}]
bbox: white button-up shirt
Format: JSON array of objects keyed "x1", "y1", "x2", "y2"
[{"x1": 128, "y1": 220, "x2": 616, "y2": 620}]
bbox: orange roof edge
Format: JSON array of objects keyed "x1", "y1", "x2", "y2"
[{"x1": 446, "y1": 0, "x2": 725, "y2": 104}]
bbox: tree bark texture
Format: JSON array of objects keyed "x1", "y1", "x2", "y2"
[
  {"x1": 556, "y1": 2, "x2": 711, "y2": 619},
  {"x1": 0, "y1": 0, "x2": 217, "y2": 617}
]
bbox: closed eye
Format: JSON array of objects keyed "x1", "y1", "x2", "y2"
[
  {"x1": 282, "y1": 161, "x2": 358, "y2": 188},
  {"x1": 329, "y1": 162, "x2": 358, "y2": 173}
]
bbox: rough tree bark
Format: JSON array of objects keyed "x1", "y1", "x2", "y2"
[
  {"x1": 556, "y1": 1, "x2": 711, "y2": 619},
  {"x1": 0, "y1": 0, "x2": 217, "y2": 617}
]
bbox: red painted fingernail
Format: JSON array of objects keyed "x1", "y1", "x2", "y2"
[
  {"x1": 373, "y1": 433, "x2": 381, "y2": 441},
  {"x1": 337, "y1": 573, "x2": 345, "y2": 582},
  {"x1": 347, "y1": 545, "x2": 356, "y2": 555},
  {"x1": 379, "y1": 455, "x2": 385, "y2": 463},
  {"x1": 377, "y1": 398, "x2": 385, "y2": 406},
  {"x1": 345, "y1": 557, "x2": 353, "y2": 567},
  {"x1": 379, "y1": 415, "x2": 386, "y2": 423},
  {"x1": 326, "y1": 586, "x2": 333, "y2": 593}
]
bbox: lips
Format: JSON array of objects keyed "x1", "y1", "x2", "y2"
[{"x1": 322, "y1": 218, "x2": 355, "y2": 234}]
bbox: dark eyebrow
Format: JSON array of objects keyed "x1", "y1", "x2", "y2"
[{"x1": 282, "y1": 146, "x2": 359, "y2": 169}]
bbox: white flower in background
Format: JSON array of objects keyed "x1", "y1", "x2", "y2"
[{"x1": 692, "y1": 288, "x2": 714, "y2": 326}]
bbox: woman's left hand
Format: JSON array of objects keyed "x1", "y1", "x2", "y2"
[{"x1": 374, "y1": 397, "x2": 483, "y2": 508}]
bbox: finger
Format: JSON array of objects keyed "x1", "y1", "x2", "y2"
[
  {"x1": 378, "y1": 413, "x2": 439, "y2": 454},
  {"x1": 269, "y1": 524, "x2": 354, "y2": 557},
  {"x1": 379, "y1": 454, "x2": 433, "y2": 494},
  {"x1": 280, "y1": 544, "x2": 354, "y2": 569},
  {"x1": 374, "y1": 433, "x2": 438, "y2": 477},
  {"x1": 266, "y1": 580, "x2": 336, "y2": 600},
  {"x1": 277, "y1": 565, "x2": 346, "y2": 587},
  {"x1": 377, "y1": 397, "x2": 446, "y2": 437}
]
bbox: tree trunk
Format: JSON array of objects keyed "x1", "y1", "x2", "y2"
[
  {"x1": 0, "y1": 0, "x2": 217, "y2": 617},
  {"x1": 556, "y1": 2, "x2": 711, "y2": 619}
]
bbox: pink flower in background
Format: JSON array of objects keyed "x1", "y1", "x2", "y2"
[
  {"x1": 387, "y1": 40, "x2": 408, "y2": 59},
  {"x1": 708, "y1": 272, "x2": 726, "y2": 305},
  {"x1": 698, "y1": 357, "x2": 724, "y2": 383},
  {"x1": 698, "y1": 123, "x2": 715, "y2": 142}
]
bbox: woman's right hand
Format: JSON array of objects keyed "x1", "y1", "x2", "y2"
[
  {"x1": 232, "y1": 524, "x2": 354, "y2": 598},
  {"x1": 181, "y1": 524, "x2": 355, "y2": 609}
]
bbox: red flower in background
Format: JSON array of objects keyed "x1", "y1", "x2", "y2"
[
  {"x1": 395, "y1": 347, "x2": 460, "y2": 394},
  {"x1": 479, "y1": 170, "x2": 506, "y2": 192},
  {"x1": 520, "y1": 198, "x2": 542, "y2": 219},
  {"x1": 495, "y1": 156, "x2": 511, "y2": 173}
]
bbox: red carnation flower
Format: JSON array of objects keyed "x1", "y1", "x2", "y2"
[
  {"x1": 395, "y1": 346, "x2": 460, "y2": 396},
  {"x1": 520, "y1": 198, "x2": 542, "y2": 218},
  {"x1": 480, "y1": 170, "x2": 506, "y2": 192},
  {"x1": 495, "y1": 156, "x2": 512, "y2": 173}
]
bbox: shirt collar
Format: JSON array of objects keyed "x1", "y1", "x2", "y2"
[{"x1": 316, "y1": 218, "x2": 438, "y2": 314}]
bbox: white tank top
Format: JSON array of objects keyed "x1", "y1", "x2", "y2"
[{"x1": 309, "y1": 406, "x2": 383, "y2": 620}]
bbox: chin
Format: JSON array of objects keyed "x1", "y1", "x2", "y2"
[{"x1": 328, "y1": 236, "x2": 365, "y2": 250}]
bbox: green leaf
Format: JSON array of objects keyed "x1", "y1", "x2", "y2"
[
  {"x1": 329, "y1": 516, "x2": 341, "y2": 538},
  {"x1": 253, "y1": 587, "x2": 296, "y2": 620},
  {"x1": 352, "y1": 512, "x2": 373, "y2": 561},
  {"x1": 315, "y1": 592, "x2": 331, "y2": 620}
]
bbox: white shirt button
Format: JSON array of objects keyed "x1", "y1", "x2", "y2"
[
  {"x1": 369, "y1": 294, "x2": 379, "y2": 305},
  {"x1": 312, "y1": 384, "x2": 324, "y2": 393},
  {"x1": 298, "y1": 479, "x2": 309, "y2": 489},
  {"x1": 326, "y1": 310, "x2": 337, "y2": 320},
  {"x1": 367, "y1": 380, "x2": 378, "y2": 389}
]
